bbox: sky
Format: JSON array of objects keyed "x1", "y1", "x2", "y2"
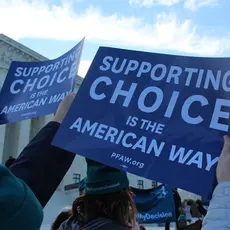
[{"x1": 1, "y1": 0, "x2": 230, "y2": 78}]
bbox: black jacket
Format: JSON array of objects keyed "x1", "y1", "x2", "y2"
[{"x1": 10, "y1": 121, "x2": 75, "y2": 207}]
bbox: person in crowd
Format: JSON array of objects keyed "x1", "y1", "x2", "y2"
[
  {"x1": 196, "y1": 200, "x2": 207, "y2": 217},
  {"x1": 78, "y1": 178, "x2": 139, "y2": 229},
  {"x1": 190, "y1": 200, "x2": 202, "y2": 219},
  {"x1": 0, "y1": 164, "x2": 43, "y2": 230},
  {"x1": 173, "y1": 188, "x2": 182, "y2": 220},
  {"x1": 58, "y1": 158, "x2": 137, "y2": 230},
  {"x1": 177, "y1": 215, "x2": 187, "y2": 229},
  {"x1": 179, "y1": 208, "x2": 186, "y2": 217},
  {"x1": 165, "y1": 221, "x2": 170, "y2": 230},
  {"x1": 9, "y1": 93, "x2": 76, "y2": 207},
  {"x1": 52, "y1": 179, "x2": 85, "y2": 230},
  {"x1": 139, "y1": 225, "x2": 146, "y2": 230},
  {"x1": 5, "y1": 156, "x2": 16, "y2": 168},
  {"x1": 1, "y1": 94, "x2": 76, "y2": 230},
  {"x1": 202, "y1": 135, "x2": 230, "y2": 229},
  {"x1": 181, "y1": 200, "x2": 187, "y2": 209},
  {"x1": 51, "y1": 207, "x2": 72, "y2": 230},
  {"x1": 165, "y1": 187, "x2": 182, "y2": 230},
  {"x1": 185, "y1": 200, "x2": 192, "y2": 224}
]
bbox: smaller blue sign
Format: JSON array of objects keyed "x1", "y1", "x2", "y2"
[
  {"x1": 0, "y1": 38, "x2": 84, "y2": 124},
  {"x1": 132, "y1": 185, "x2": 176, "y2": 224}
]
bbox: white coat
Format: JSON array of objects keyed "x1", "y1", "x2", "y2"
[{"x1": 202, "y1": 182, "x2": 230, "y2": 230}]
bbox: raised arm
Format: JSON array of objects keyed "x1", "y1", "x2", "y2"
[{"x1": 10, "y1": 94, "x2": 76, "y2": 207}]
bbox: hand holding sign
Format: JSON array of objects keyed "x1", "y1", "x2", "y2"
[
  {"x1": 217, "y1": 136, "x2": 230, "y2": 183},
  {"x1": 53, "y1": 93, "x2": 76, "y2": 124}
]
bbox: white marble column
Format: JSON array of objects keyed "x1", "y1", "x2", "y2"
[
  {"x1": 30, "y1": 116, "x2": 46, "y2": 140},
  {"x1": 0, "y1": 65, "x2": 8, "y2": 163},
  {"x1": 29, "y1": 114, "x2": 55, "y2": 141},
  {"x1": 45, "y1": 114, "x2": 54, "y2": 124},
  {"x1": 0, "y1": 125, "x2": 6, "y2": 163},
  {"x1": 2, "y1": 123, "x2": 20, "y2": 163},
  {"x1": 17, "y1": 119, "x2": 31, "y2": 155}
]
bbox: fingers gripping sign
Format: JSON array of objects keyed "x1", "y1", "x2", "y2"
[{"x1": 217, "y1": 136, "x2": 230, "y2": 183}]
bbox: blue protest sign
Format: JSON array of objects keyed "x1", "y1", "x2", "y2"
[
  {"x1": 52, "y1": 46, "x2": 229, "y2": 196},
  {"x1": 0, "y1": 38, "x2": 84, "y2": 124},
  {"x1": 132, "y1": 185, "x2": 175, "y2": 223}
]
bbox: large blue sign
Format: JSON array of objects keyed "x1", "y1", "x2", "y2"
[
  {"x1": 52, "y1": 46, "x2": 229, "y2": 197},
  {"x1": 0, "y1": 39, "x2": 84, "y2": 124},
  {"x1": 132, "y1": 185, "x2": 175, "y2": 224}
]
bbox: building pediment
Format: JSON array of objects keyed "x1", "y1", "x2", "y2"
[
  {"x1": 0, "y1": 34, "x2": 83, "y2": 84},
  {"x1": 0, "y1": 34, "x2": 48, "y2": 70}
]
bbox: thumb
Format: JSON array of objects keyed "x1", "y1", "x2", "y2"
[{"x1": 222, "y1": 136, "x2": 230, "y2": 155}]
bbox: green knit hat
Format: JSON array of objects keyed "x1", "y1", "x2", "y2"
[
  {"x1": 0, "y1": 165, "x2": 43, "y2": 230},
  {"x1": 85, "y1": 158, "x2": 129, "y2": 195}
]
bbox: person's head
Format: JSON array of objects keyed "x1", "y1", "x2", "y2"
[
  {"x1": 0, "y1": 165, "x2": 43, "y2": 230},
  {"x1": 5, "y1": 156, "x2": 16, "y2": 168},
  {"x1": 183, "y1": 199, "x2": 188, "y2": 204},
  {"x1": 72, "y1": 158, "x2": 137, "y2": 228},
  {"x1": 190, "y1": 201, "x2": 202, "y2": 218},
  {"x1": 181, "y1": 200, "x2": 186, "y2": 209},
  {"x1": 139, "y1": 225, "x2": 146, "y2": 230},
  {"x1": 51, "y1": 207, "x2": 71, "y2": 230},
  {"x1": 187, "y1": 199, "x2": 194, "y2": 207}
]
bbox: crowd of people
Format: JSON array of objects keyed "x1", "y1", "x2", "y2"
[
  {"x1": 165, "y1": 189, "x2": 208, "y2": 230},
  {"x1": 174, "y1": 199, "x2": 208, "y2": 230},
  {"x1": 1, "y1": 93, "x2": 230, "y2": 230}
]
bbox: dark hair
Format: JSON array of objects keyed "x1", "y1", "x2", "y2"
[
  {"x1": 140, "y1": 225, "x2": 146, "y2": 230},
  {"x1": 187, "y1": 199, "x2": 194, "y2": 206},
  {"x1": 190, "y1": 202, "x2": 202, "y2": 218},
  {"x1": 72, "y1": 189, "x2": 137, "y2": 228},
  {"x1": 5, "y1": 157, "x2": 16, "y2": 168},
  {"x1": 51, "y1": 208, "x2": 71, "y2": 230}
]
